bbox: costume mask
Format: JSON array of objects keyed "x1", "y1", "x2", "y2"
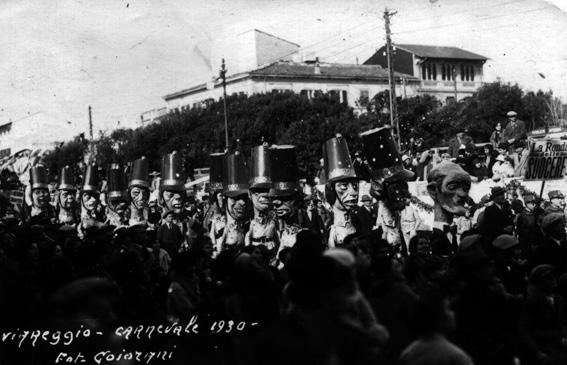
[
  {"x1": 227, "y1": 194, "x2": 248, "y2": 220},
  {"x1": 130, "y1": 186, "x2": 149, "y2": 210},
  {"x1": 272, "y1": 196, "x2": 298, "y2": 219},
  {"x1": 32, "y1": 188, "x2": 50, "y2": 209},
  {"x1": 82, "y1": 192, "x2": 99, "y2": 212},
  {"x1": 250, "y1": 188, "x2": 272, "y2": 213},
  {"x1": 59, "y1": 190, "x2": 75, "y2": 210},
  {"x1": 334, "y1": 179, "x2": 359, "y2": 211},
  {"x1": 162, "y1": 190, "x2": 184, "y2": 214},
  {"x1": 428, "y1": 162, "x2": 471, "y2": 217},
  {"x1": 384, "y1": 180, "x2": 410, "y2": 211}
]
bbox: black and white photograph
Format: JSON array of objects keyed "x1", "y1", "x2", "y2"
[{"x1": 1, "y1": 0, "x2": 567, "y2": 364}]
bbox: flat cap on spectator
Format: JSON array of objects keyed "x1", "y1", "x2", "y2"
[
  {"x1": 541, "y1": 212, "x2": 565, "y2": 232},
  {"x1": 506, "y1": 111, "x2": 518, "y2": 117},
  {"x1": 492, "y1": 234, "x2": 519, "y2": 250},
  {"x1": 491, "y1": 186, "x2": 506, "y2": 198},
  {"x1": 523, "y1": 194, "x2": 536, "y2": 204},
  {"x1": 548, "y1": 190, "x2": 565, "y2": 199},
  {"x1": 529, "y1": 264, "x2": 555, "y2": 284}
]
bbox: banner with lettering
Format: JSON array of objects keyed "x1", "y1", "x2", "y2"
[{"x1": 525, "y1": 138, "x2": 567, "y2": 180}]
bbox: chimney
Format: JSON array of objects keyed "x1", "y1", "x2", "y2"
[{"x1": 314, "y1": 57, "x2": 320, "y2": 75}]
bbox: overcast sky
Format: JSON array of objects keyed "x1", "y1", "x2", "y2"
[{"x1": 1, "y1": 0, "x2": 566, "y2": 136}]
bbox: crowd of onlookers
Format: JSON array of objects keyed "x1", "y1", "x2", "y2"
[
  {"x1": 3, "y1": 112, "x2": 567, "y2": 365},
  {"x1": 2, "y1": 168, "x2": 567, "y2": 364},
  {"x1": 396, "y1": 110, "x2": 529, "y2": 183}
]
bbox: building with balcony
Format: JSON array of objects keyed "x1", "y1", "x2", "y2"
[{"x1": 364, "y1": 44, "x2": 488, "y2": 103}]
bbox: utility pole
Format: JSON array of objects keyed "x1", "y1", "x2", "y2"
[
  {"x1": 87, "y1": 105, "x2": 94, "y2": 164},
  {"x1": 384, "y1": 8, "x2": 399, "y2": 146},
  {"x1": 452, "y1": 65, "x2": 458, "y2": 101},
  {"x1": 402, "y1": 77, "x2": 407, "y2": 99},
  {"x1": 219, "y1": 59, "x2": 229, "y2": 150},
  {"x1": 88, "y1": 105, "x2": 93, "y2": 140}
]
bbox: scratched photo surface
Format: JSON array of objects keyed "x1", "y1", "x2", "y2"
[{"x1": 0, "y1": 0, "x2": 566, "y2": 364}]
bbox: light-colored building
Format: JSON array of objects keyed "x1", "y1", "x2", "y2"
[
  {"x1": 159, "y1": 29, "x2": 419, "y2": 115},
  {"x1": 210, "y1": 29, "x2": 301, "y2": 77},
  {"x1": 163, "y1": 60, "x2": 418, "y2": 113},
  {"x1": 364, "y1": 44, "x2": 488, "y2": 103},
  {"x1": 0, "y1": 112, "x2": 81, "y2": 157}
]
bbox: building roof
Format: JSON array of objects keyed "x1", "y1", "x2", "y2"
[
  {"x1": 393, "y1": 44, "x2": 488, "y2": 60},
  {"x1": 250, "y1": 61, "x2": 416, "y2": 80},
  {"x1": 164, "y1": 83, "x2": 207, "y2": 101}
]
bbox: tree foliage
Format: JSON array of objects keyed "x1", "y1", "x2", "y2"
[{"x1": 43, "y1": 82, "x2": 559, "y2": 180}]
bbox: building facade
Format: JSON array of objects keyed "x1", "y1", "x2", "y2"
[
  {"x1": 163, "y1": 60, "x2": 419, "y2": 113},
  {"x1": 364, "y1": 44, "x2": 488, "y2": 103}
]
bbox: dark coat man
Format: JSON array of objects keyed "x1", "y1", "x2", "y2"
[
  {"x1": 480, "y1": 187, "x2": 514, "y2": 245},
  {"x1": 157, "y1": 211, "x2": 184, "y2": 257},
  {"x1": 357, "y1": 195, "x2": 377, "y2": 235},
  {"x1": 532, "y1": 213, "x2": 567, "y2": 275}
]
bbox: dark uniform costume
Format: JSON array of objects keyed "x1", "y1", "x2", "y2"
[
  {"x1": 360, "y1": 127, "x2": 414, "y2": 254},
  {"x1": 159, "y1": 151, "x2": 186, "y2": 235},
  {"x1": 246, "y1": 144, "x2": 279, "y2": 257},
  {"x1": 218, "y1": 152, "x2": 250, "y2": 252},
  {"x1": 78, "y1": 164, "x2": 104, "y2": 238},
  {"x1": 208, "y1": 152, "x2": 227, "y2": 249},
  {"x1": 56, "y1": 166, "x2": 79, "y2": 226},
  {"x1": 27, "y1": 164, "x2": 56, "y2": 225},
  {"x1": 105, "y1": 164, "x2": 129, "y2": 227},
  {"x1": 270, "y1": 145, "x2": 305, "y2": 255},
  {"x1": 128, "y1": 157, "x2": 151, "y2": 226},
  {"x1": 324, "y1": 134, "x2": 360, "y2": 247}
]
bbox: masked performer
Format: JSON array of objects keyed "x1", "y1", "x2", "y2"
[
  {"x1": 56, "y1": 165, "x2": 79, "y2": 226},
  {"x1": 361, "y1": 126, "x2": 415, "y2": 255},
  {"x1": 270, "y1": 145, "x2": 305, "y2": 255},
  {"x1": 324, "y1": 134, "x2": 360, "y2": 248},
  {"x1": 78, "y1": 164, "x2": 104, "y2": 237},
  {"x1": 159, "y1": 151, "x2": 186, "y2": 220},
  {"x1": 105, "y1": 164, "x2": 129, "y2": 227},
  {"x1": 128, "y1": 157, "x2": 151, "y2": 226},
  {"x1": 245, "y1": 144, "x2": 279, "y2": 258},
  {"x1": 426, "y1": 161, "x2": 471, "y2": 256},
  {"x1": 27, "y1": 164, "x2": 56, "y2": 225},
  {"x1": 208, "y1": 152, "x2": 227, "y2": 251},
  {"x1": 217, "y1": 151, "x2": 250, "y2": 253}
]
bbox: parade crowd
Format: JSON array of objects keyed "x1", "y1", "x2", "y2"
[{"x1": 1, "y1": 117, "x2": 567, "y2": 365}]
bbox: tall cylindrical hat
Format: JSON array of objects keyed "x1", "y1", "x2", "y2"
[
  {"x1": 108, "y1": 164, "x2": 127, "y2": 200},
  {"x1": 58, "y1": 166, "x2": 76, "y2": 191},
  {"x1": 129, "y1": 157, "x2": 150, "y2": 189},
  {"x1": 249, "y1": 144, "x2": 272, "y2": 190},
  {"x1": 209, "y1": 152, "x2": 226, "y2": 192},
  {"x1": 30, "y1": 165, "x2": 49, "y2": 190},
  {"x1": 360, "y1": 126, "x2": 414, "y2": 181},
  {"x1": 269, "y1": 145, "x2": 300, "y2": 197},
  {"x1": 323, "y1": 133, "x2": 358, "y2": 183},
  {"x1": 160, "y1": 151, "x2": 185, "y2": 192},
  {"x1": 223, "y1": 151, "x2": 249, "y2": 197},
  {"x1": 82, "y1": 164, "x2": 99, "y2": 193}
]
